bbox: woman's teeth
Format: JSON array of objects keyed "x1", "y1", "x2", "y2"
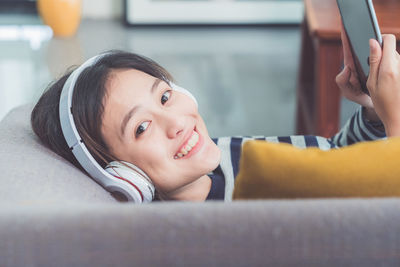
[{"x1": 174, "y1": 131, "x2": 199, "y2": 159}]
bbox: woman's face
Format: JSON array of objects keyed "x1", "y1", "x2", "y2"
[{"x1": 101, "y1": 69, "x2": 221, "y2": 199}]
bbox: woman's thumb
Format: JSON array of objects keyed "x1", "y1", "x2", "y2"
[{"x1": 367, "y1": 39, "x2": 382, "y2": 89}]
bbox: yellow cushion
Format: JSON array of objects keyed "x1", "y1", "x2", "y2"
[{"x1": 232, "y1": 138, "x2": 400, "y2": 200}]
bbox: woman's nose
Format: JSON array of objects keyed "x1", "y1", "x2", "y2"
[{"x1": 159, "y1": 112, "x2": 185, "y2": 139}]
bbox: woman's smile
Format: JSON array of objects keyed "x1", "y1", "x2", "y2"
[{"x1": 174, "y1": 127, "x2": 204, "y2": 159}]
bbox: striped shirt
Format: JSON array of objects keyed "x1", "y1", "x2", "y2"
[{"x1": 206, "y1": 106, "x2": 386, "y2": 201}]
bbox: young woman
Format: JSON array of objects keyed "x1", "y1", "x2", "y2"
[{"x1": 31, "y1": 29, "x2": 400, "y2": 202}]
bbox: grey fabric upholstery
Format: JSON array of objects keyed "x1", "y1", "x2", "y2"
[
  {"x1": 1, "y1": 199, "x2": 400, "y2": 267},
  {"x1": 0, "y1": 104, "x2": 116, "y2": 204},
  {"x1": 1, "y1": 105, "x2": 400, "y2": 266}
]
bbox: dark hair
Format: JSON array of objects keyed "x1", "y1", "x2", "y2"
[{"x1": 31, "y1": 51, "x2": 173, "y2": 199}]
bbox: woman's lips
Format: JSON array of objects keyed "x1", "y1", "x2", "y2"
[{"x1": 174, "y1": 128, "x2": 203, "y2": 160}]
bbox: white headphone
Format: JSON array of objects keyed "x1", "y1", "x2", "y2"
[{"x1": 59, "y1": 52, "x2": 197, "y2": 203}]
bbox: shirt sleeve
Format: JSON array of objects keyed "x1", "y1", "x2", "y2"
[{"x1": 329, "y1": 106, "x2": 386, "y2": 148}]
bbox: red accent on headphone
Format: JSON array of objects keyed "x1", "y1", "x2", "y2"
[{"x1": 111, "y1": 175, "x2": 144, "y2": 202}]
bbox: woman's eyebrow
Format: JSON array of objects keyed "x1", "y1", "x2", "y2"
[{"x1": 120, "y1": 78, "x2": 162, "y2": 136}]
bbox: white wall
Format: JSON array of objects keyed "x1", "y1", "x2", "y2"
[
  {"x1": 81, "y1": 0, "x2": 302, "y2": 22},
  {"x1": 82, "y1": 0, "x2": 123, "y2": 19}
]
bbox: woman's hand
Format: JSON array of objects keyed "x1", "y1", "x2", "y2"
[
  {"x1": 367, "y1": 34, "x2": 400, "y2": 137},
  {"x1": 335, "y1": 24, "x2": 380, "y2": 121}
]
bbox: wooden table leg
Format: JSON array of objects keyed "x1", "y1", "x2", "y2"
[
  {"x1": 296, "y1": 19, "x2": 316, "y2": 135},
  {"x1": 296, "y1": 18, "x2": 342, "y2": 138},
  {"x1": 313, "y1": 39, "x2": 342, "y2": 138}
]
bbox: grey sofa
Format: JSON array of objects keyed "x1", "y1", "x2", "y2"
[{"x1": 1, "y1": 104, "x2": 400, "y2": 267}]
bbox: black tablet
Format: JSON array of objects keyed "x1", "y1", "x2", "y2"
[{"x1": 337, "y1": 0, "x2": 382, "y2": 94}]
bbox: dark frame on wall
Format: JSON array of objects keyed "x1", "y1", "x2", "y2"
[{"x1": 0, "y1": 0, "x2": 37, "y2": 14}]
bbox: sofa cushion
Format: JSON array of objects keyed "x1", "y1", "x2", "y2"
[
  {"x1": 233, "y1": 138, "x2": 400, "y2": 199},
  {"x1": 0, "y1": 104, "x2": 116, "y2": 204}
]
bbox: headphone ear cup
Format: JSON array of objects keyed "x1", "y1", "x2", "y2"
[
  {"x1": 170, "y1": 82, "x2": 198, "y2": 107},
  {"x1": 105, "y1": 161, "x2": 155, "y2": 203}
]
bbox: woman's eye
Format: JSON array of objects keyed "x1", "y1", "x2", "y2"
[
  {"x1": 161, "y1": 90, "x2": 171, "y2": 105},
  {"x1": 135, "y1": 121, "x2": 150, "y2": 137}
]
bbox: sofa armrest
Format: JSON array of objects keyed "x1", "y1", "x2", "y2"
[{"x1": 1, "y1": 198, "x2": 399, "y2": 266}]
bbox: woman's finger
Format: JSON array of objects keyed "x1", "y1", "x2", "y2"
[
  {"x1": 336, "y1": 65, "x2": 351, "y2": 89},
  {"x1": 367, "y1": 38, "x2": 382, "y2": 92},
  {"x1": 381, "y1": 34, "x2": 397, "y2": 64},
  {"x1": 349, "y1": 70, "x2": 362, "y2": 92}
]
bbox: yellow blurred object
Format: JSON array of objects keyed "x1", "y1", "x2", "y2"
[
  {"x1": 37, "y1": 0, "x2": 81, "y2": 37},
  {"x1": 233, "y1": 137, "x2": 400, "y2": 200}
]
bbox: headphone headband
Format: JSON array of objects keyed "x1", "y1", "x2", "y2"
[
  {"x1": 59, "y1": 54, "x2": 105, "y2": 151},
  {"x1": 59, "y1": 53, "x2": 151, "y2": 203}
]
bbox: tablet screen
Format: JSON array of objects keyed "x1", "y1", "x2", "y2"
[{"x1": 337, "y1": 0, "x2": 382, "y2": 77}]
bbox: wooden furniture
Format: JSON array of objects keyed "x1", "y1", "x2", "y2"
[{"x1": 296, "y1": 0, "x2": 400, "y2": 137}]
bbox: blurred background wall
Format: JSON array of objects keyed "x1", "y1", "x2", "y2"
[
  {"x1": 81, "y1": 0, "x2": 122, "y2": 19},
  {"x1": 0, "y1": 0, "x2": 357, "y2": 137}
]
